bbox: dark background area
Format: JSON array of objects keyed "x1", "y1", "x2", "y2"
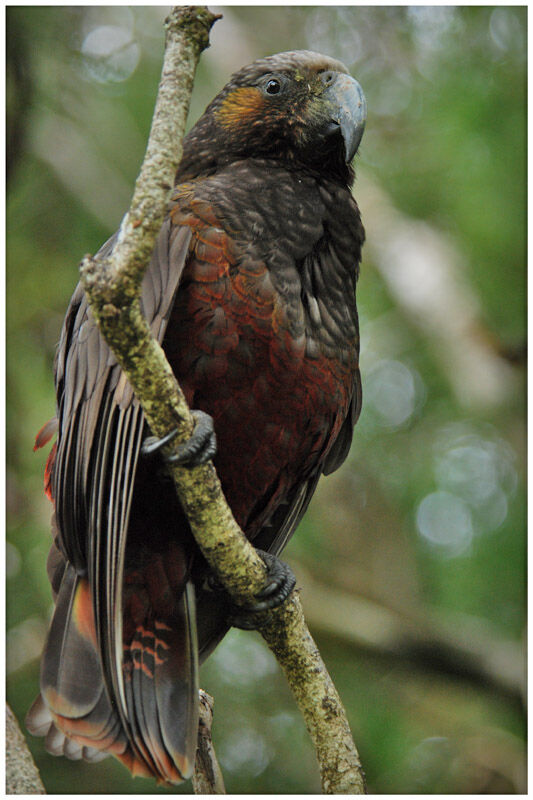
[{"x1": 7, "y1": 6, "x2": 526, "y2": 793}]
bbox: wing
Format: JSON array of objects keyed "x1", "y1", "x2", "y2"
[
  {"x1": 251, "y1": 372, "x2": 361, "y2": 559},
  {"x1": 34, "y1": 216, "x2": 201, "y2": 782},
  {"x1": 52, "y1": 221, "x2": 191, "y2": 571},
  {"x1": 322, "y1": 369, "x2": 362, "y2": 475}
]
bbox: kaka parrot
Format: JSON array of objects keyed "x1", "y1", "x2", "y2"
[{"x1": 26, "y1": 50, "x2": 366, "y2": 784}]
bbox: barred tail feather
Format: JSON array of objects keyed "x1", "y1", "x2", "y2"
[{"x1": 121, "y1": 581, "x2": 199, "y2": 783}]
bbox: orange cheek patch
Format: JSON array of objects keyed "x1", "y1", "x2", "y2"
[{"x1": 216, "y1": 87, "x2": 265, "y2": 128}]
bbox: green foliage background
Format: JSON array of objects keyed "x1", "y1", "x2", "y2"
[{"x1": 7, "y1": 6, "x2": 525, "y2": 794}]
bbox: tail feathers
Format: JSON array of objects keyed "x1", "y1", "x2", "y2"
[
  {"x1": 28, "y1": 552, "x2": 199, "y2": 784},
  {"x1": 121, "y1": 583, "x2": 199, "y2": 783},
  {"x1": 26, "y1": 694, "x2": 108, "y2": 763},
  {"x1": 25, "y1": 693, "x2": 152, "y2": 776},
  {"x1": 26, "y1": 565, "x2": 150, "y2": 777},
  {"x1": 41, "y1": 569, "x2": 130, "y2": 756},
  {"x1": 39, "y1": 568, "x2": 101, "y2": 719}
]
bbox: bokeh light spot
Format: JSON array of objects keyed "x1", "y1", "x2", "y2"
[
  {"x1": 210, "y1": 629, "x2": 278, "y2": 686},
  {"x1": 489, "y1": 8, "x2": 525, "y2": 55},
  {"x1": 416, "y1": 490, "x2": 473, "y2": 557},
  {"x1": 6, "y1": 541, "x2": 21, "y2": 579},
  {"x1": 365, "y1": 359, "x2": 425, "y2": 429},
  {"x1": 433, "y1": 426, "x2": 517, "y2": 534},
  {"x1": 7, "y1": 617, "x2": 47, "y2": 674},
  {"x1": 81, "y1": 25, "x2": 140, "y2": 83},
  {"x1": 219, "y1": 724, "x2": 274, "y2": 777}
]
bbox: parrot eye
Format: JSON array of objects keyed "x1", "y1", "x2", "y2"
[
  {"x1": 266, "y1": 79, "x2": 281, "y2": 95},
  {"x1": 261, "y1": 75, "x2": 286, "y2": 97}
]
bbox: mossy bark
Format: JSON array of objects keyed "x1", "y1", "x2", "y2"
[{"x1": 79, "y1": 5, "x2": 366, "y2": 793}]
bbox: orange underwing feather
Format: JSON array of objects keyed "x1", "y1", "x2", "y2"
[
  {"x1": 43, "y1": 443, "x2": 57, "y2": 502},
  {"x1": 34, "y1": 417, "x2": 58, "y2": 451},
  {"x1": 71, "y1": 577, "x2": 97, "y2": 645}
]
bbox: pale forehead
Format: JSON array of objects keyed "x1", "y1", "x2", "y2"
[{"x1": 230, "y1": 50, "x2": 349, "y2": 85}]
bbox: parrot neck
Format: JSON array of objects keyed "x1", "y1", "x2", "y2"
[{"x1": 176, "y1": 115, "x2": 356, "y2": 189}]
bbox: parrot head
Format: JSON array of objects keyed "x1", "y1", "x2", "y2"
[{"x1": 179, "y1": 50, "x2": 366, "y2": 184}]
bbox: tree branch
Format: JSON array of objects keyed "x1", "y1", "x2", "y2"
[
  {"x1": 192, "y1": 691, "x2": 226, "y2": 794},
  {"x1": 6, "y1": 704, "x2": 46, "y2": 794},
  {"x1": 79, "y1": 6, "x2": 365, "y2": 793}
]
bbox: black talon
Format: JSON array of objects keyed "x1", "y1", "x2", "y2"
[
  {"x1": 141, "y1": 410, "x2": 217, "y2": 468},
  {"x1": 141, "y1": 428, "x2": 179, "y2": 458},
  {"x1": 207, "y1": 549, "x2": 296, "y2": 631}
]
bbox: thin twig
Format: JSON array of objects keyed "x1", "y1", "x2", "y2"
[
  {"x1": 79, "y1": 6, "x2": 366, "y2": 793},
  {"x1": 192, "y1": 691, "x2": 226, "y2": 794}
]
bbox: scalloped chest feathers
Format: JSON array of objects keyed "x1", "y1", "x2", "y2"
[{"x1": 163, "y1": 159, "x2": 363, "y2": 530}]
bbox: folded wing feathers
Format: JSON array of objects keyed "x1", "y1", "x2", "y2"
[{"x1": 34, "y1": 223, "x2": 195, "y2": 778}]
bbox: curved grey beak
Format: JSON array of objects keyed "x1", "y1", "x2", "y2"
[{"x1": 324, "y1": 74, "x2": 367, "y2": 163}]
